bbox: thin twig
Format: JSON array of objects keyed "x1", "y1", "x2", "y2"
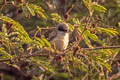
[
  {"x1": 1, "y1": 45, "x2": 120, "y2": 62},
  {"x1": 0, "y1": 0, "x2": 6, "y2": 12},
  {"x1": 107, "y1": 73, "x2": 120, "y2": 80},
  {"x1": 0, "y1": 58, "x2": 10, "y2": 62},
  {"x1": 77, "y1": 16, "x2": 91, "y2": 45},
  {"x1": 82, "y1": 46, "x2": 120, "y2": 50},
  {"x1": 40, "y1": 27, "x2": 55, "y2": 30},
  {"x1": 65, "y1": 16, "x2": 91, "y2": 53},
  {"x1": 33, "y1": 29, "x2": 39, "y2": 39},
  {"x1": 28, "y1": 27, "x2": 55, "y2": 34},
  {"x1": 0, "y1": 51, "x2": 49, "y2": 62}
]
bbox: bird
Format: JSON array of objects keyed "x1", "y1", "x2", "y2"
[{"x1": 47, "y1": 23, "x2": 69, "y2": 51}]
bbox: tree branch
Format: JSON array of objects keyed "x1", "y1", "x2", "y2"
[
  {"x1": 82, "y1": 45, "x2": 120, "y2": 50},
  {"x1": 0, "y1": 63, "x2": 32, "y2": 80},
  {"x1": 0, "y1": 45, "x2": 120, "y2": 62},
  {"x1": 0, "y1": 51, "x2": 49, "y2": 62}
]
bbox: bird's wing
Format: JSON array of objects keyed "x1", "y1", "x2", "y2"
[{"x1": 47, "y1": 29, "x2": 57, "y2": 41}]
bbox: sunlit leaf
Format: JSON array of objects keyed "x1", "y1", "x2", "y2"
[
  {"x1": 28, "y1": 4, "x2": 46, "y2": 19},
  {"x1": 96, "y1": 27, "x2": 119, "y2": 37},
  {"x1": 0, "y1": 16, "x2": 32, "y2": 43},
  {"x1": 42, "y1": 38, "x2": 51, "y2": 47},
  {"x1": 92, "y1": 2, "x2": 107, "y2": 13},
  {"x1": 26, "y1": 4, "x2": 35, "y2": 16},
  {"x1": 85, "y1": 30, "x2": 99, "y2": 41},
  {"x1": 0, "y1": 48, "x2": 12, "y2": 59}
]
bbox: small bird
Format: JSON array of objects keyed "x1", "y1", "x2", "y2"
[{"x1": 48, "y1": 23, "x2": 69, "y2": 51}]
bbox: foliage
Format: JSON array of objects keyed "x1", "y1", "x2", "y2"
[{"x1": 0, "y1": 0, "x2": 120, "y2": 80}]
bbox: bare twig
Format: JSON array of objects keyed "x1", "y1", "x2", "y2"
[
  {"x1": 40, "y1": 27, "x2": 55, "y2": 30},
  {"x1": 82, "y1": 46, "x2": 120, "y2": 50},
  {"x1": 77, "y1": 16, "x2": 91, "y2": 45},
  {"x1": 107, "y1": 73, "x2": 120, "y2": 80},
  {"x1": 33, "y1": 29, "x2": 39, "y2": 39},
  {"x1": 0, "y1": 0, "x2": 6, "y2": 12}
]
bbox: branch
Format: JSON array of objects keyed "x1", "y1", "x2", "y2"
[
  {"x1": 40, "y1": 27, "x2": 55, "y2": 30},
  {"x1": 82, "y1": 46, "x2": 120, "y2": 50},
  {"x1": 0, "y1": 51, "x2": 49, "y2": 62},
  {"x1": 64, "y1": 16, "x2": 91, "y2": 54},
  {"x1": 77, "y1": 16, "x2": 91, "y2": 45},
  {"x1": 1, "y1": 45, "x2": 120, "y2": 62},
  {"x1": 0, "y1": 63, "x2": 32, "y2": 80},
  {"x1": 107, "y1": 73, "x2": 120, "y2": 80}
]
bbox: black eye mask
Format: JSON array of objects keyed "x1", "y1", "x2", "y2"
[{"x1": 58, "y1": 26, "x2": 68, "y2": 32}]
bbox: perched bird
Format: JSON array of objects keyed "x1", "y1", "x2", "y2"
[{"x1": 48, "y1": 23, "x2": 69, "y2": 51}]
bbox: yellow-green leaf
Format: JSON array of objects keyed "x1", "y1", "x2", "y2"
[{"x1": 92, "y1": 3, "x2": 107, "y2": 13}]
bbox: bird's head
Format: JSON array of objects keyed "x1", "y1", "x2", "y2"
[{"x1": 56, "y1": 23, "x2": 69, "y2": 33}]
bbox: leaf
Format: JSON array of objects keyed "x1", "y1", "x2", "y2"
[
  {"x1": 0, "y1": 48, "x2": 12, "y2": 59},
  {"x1": 83, "y1": 0, "x2": 92, "y2": 9},
  {"x1": 55, "y1": 72, "x2": 69, "y2": 79},
  {"x1": 1, "y1": 24, "x2": 7, "y2": 33},
  {"x1": 84, "y1": 34, "x2": 93, "y2": 48},
  {"x1": 23, "y1": 5, "x2": 30, "y2": 17},
  {"x1": 84, "y1": 30, "x2": 103, "y2": 45},
  {"x1": 35, "y1": 37, "x2": 45, "y2": 46},
  {"x1": 68, "y1": 23, "x2": 74, "y2": 31},
  {"x1": 28, "y1": 4, "x2": 46, "y2": 19},
  {"x1": 36, "y1": 11, "x2": 46, "y2": 19},
  {"x1": 99, "y1": 61, "x2": 112, "y2": 72},
  {"x1": 8, "y1": 32, "x2": 19, "y2": 38},
  {"x1": 51, "y1": 13, "x2": 63, "y2": 22},
  {"x1": 0, "y1": 16, "x2": 32, "y2": 43},
  {"x1": 72, "y1": 18, "x2": 80, "y2": 24},
  {"x1": 41, "y1": 38, "x2": 51, "y2": 47},
  {"x1": 83, "y1": 0, "x2": 93, "y2": 16},
  {"x1": 92, "y1": 2, "x2": 107, "y2": 13},
  {"x1": 31, "y1": 58, "x2": 55, "y2": 73},
  {"x1": 26, "y1": 4, "x2": 35, "y2": 16},
  {"x1": 85, "y1": 30, "x2": 99, "y2": 41},
  {"x1": 83, "y1": 0, "x2": 106, "y2": 16},
  {"x1": 118, "y1": 22, "x2": 120, "y2": 27},
  {"x1": 96, "y1": 27, "x2": 119, "y2": 37},
  {"x1": 37, "y1": 26, "x2": 41, "y2": 32}
]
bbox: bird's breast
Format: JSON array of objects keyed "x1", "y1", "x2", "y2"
[{"x1": 50, "y1": 33, "x2": 69, "y2": 51}]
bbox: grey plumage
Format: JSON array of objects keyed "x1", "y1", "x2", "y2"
[{"x1": 48, "y1": 23, "x2": 69, "y2": 51}]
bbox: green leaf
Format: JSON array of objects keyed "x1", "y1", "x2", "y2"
[
  {"x1": 37, "y1": 26, "x2": 41, "y2": 32},
  {"x1": 28, "y1": 4, "x2": 46, "y2": 19},
  {"x1": 41, "y1": 38, "x2": 51, "y2": 47},
  {"x1": 72, "y1": 18, "x2": 80, "y2": 24},
  {"x1": 96, "y1": 27, "x2": 119, "y2": 37},
  {"x1": 51, "y1": 13, "x2": 63, "y2": 22},
  {"x1": 83, "y1": 0, "x2": 93, "y2": 16},
  {"x1": 35, "y1": 37, "x2": 45, "y2": 46},
  {"x1": 84, "y1": 34, "x2": 93, "y2": 48},
  {"x1": 26, "y1": 4, "x2": 35, "y2": 16},
  {"x1": 68, "y1": 23, "x2": 74, "y2": 31},
  {"x1": 83, "y1": 0, "x2": 92, "y2": 9},
  {"x1": 92, "y1": 2, "x2": 107, "y2": 13},
  {"x1": 54, "y1": 73, "x2": 69, "y2": 80},
  {"x1": 0, "y1": 48, "x2": 12, "y2": 59},
  {"x1": 1, "y1": 24, "x2": 7, "y2": 33},
  {"x1": 85, "y1": 30, "x2": 99, "y2": 41},
  {"x1": 118, "y1": 22, "x2": 120, "y2": 28},
  {"x1": 0, "y1": 16, "x2": 32, "y2": 43}
]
